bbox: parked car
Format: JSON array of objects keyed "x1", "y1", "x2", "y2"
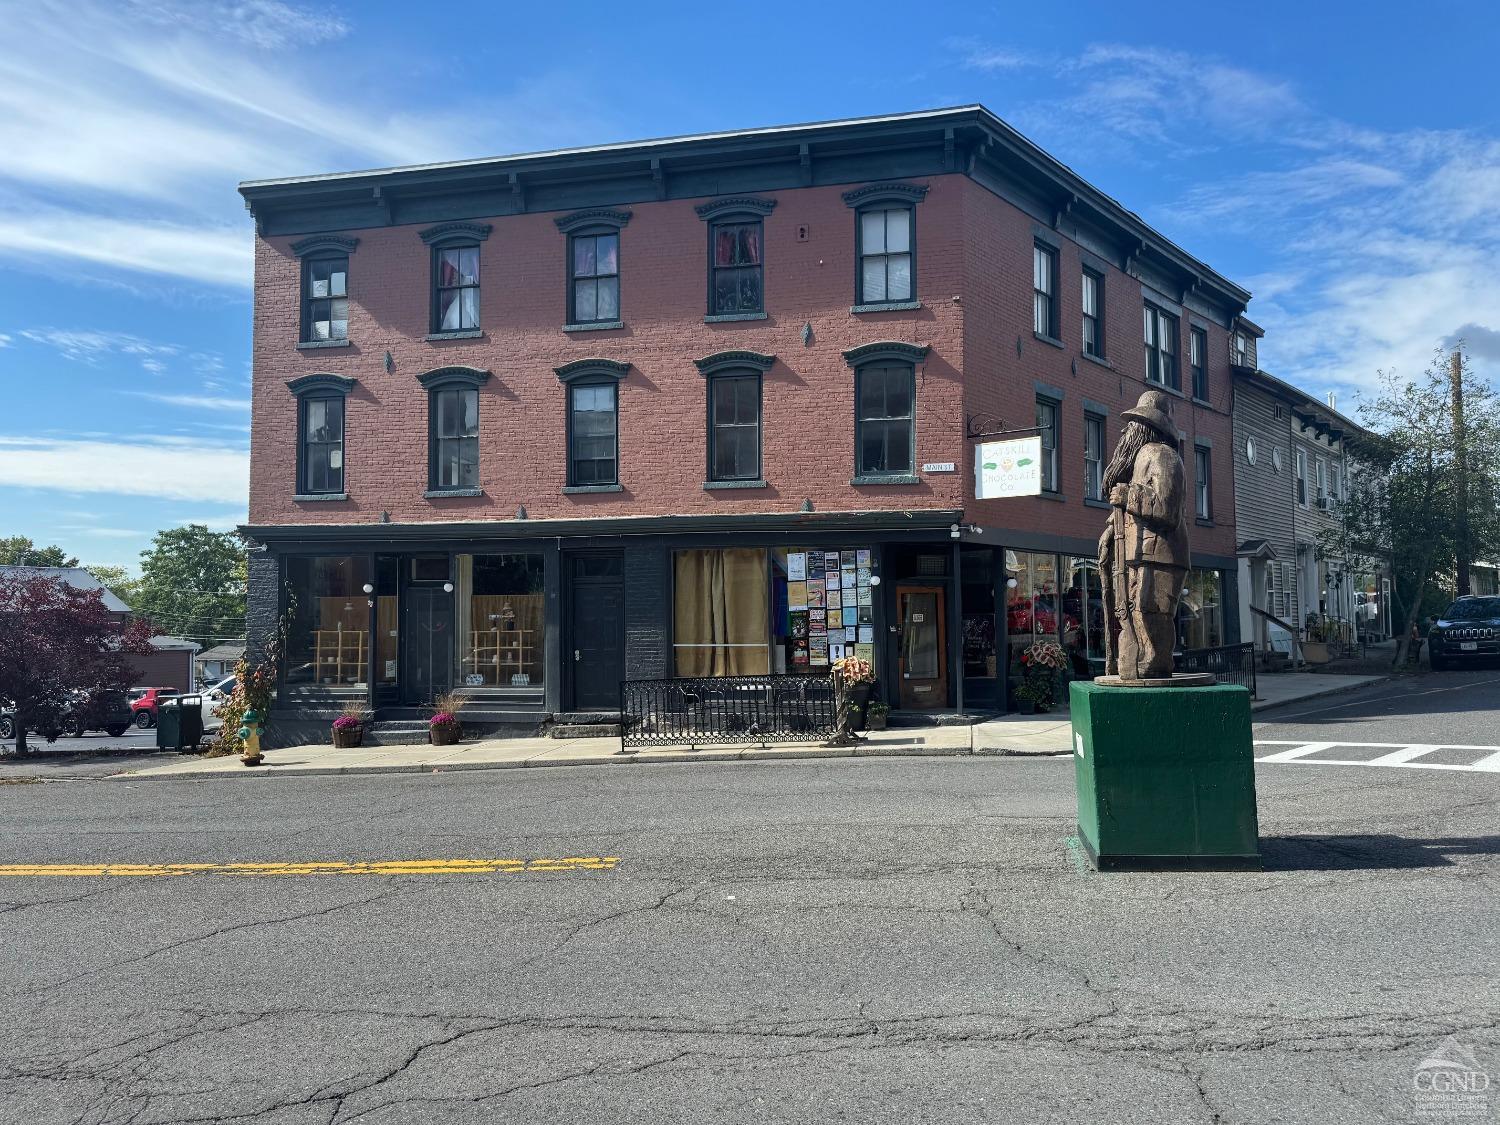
[
  {"x1": 1, "y1": 690, "x2": 132, "y2": 740},
  {"x1": 200, "y1": 677, "x2": 236, "y2": 734},
  {"x1": 128, "y1": 687, "x2": 179, "y2": 729},
  {"x1": 1428, "y1": 596, "x2": 1500, "y2": 670}
]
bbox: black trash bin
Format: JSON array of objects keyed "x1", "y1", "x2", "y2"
[{"x1": 155, "y1": 695, "x2": 204, "y2": 753}]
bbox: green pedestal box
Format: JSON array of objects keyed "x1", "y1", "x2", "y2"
[{"x1": 1071, "y1": 680, "x2": 1261, "y2": 870}]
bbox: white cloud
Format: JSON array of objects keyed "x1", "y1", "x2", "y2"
[
  {"x1": 18, "y1": 327, "x2": 181, "y2": 364},
  {"x1": 0, "y1": 333, "x2": 10, "y2": 347},
  {"x1": 126, "y1": 391, "x2": 251, "y2": 413},
  {"x1": 0, "y1": 435, "x2": 247, "y2": 503},
  {"x1": 0, "y1": 1, "x2": 613, "y2": 290}
]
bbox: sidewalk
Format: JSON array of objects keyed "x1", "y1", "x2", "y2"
[{"x1": 108, "y1": 670, "x2": 1388, "y2": 782}]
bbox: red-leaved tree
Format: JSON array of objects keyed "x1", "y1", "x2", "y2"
[{"x1": 0, "y1": 573, "x2": 154, "y2": 755}]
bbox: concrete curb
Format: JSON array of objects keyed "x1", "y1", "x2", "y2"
[
  {"x1": 110, "y1": 742, "x2": 1063, "y2": 782},
  {"x1": 1248, "y1": 672, "x2": 1397, "y2": 713}
]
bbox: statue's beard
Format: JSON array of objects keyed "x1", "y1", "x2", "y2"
[{"x1": 1103, "y1": 421, "x2": 1154, "y2": 491}]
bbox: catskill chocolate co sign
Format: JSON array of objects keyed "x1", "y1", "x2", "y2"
[{"x1": 974, "y1": 436, "x2": 1042, "y2": 499}]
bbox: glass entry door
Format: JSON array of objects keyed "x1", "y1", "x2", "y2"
[
  {"x1": 403, "y1": 585, "x2": 454, "y2": 705},
  {"x1": 897, "y1": 585, "x2": 946, "y2": 710}
]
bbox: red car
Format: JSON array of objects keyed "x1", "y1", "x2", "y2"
[{"x1": 128, "y1": 687, "x2": 179, "y2": 729}]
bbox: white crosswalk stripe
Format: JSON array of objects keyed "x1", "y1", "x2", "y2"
[{"x1": 1254, "y1": 741, "x2": 1500, "y2": 773}]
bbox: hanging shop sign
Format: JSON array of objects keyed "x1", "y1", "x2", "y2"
[{"x1": 975, "y1": 436, "x2": 1042, "y2": 499}]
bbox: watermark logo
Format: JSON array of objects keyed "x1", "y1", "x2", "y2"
[{"x1": 1414, "y1": 1036, "x2": 1490, "y2": 1120}]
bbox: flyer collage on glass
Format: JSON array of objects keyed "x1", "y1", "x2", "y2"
[{"x1": 786, "y1": 549, "x2": 875, "y2": 669}]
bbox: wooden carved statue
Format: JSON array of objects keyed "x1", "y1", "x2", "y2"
[{"x1": 1098, "y1": 390, "x2": 1191, "y2": 681}]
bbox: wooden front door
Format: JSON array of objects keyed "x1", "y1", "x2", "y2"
[{"x1": 896, "y1": 585, "x2": 947, "y2": 710}]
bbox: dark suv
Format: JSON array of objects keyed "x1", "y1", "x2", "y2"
[{"x1": 1429, "y1": 596, "x2": 1500, "y2": 670}]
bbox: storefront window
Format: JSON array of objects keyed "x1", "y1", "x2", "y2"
[
  {"x1": 456, "y1": 554, "x2": 545, "y2": 690},
  {"x1": 375, "y1": 556, "x2": 399, "y2": 691},
  {"x1": 1062, "y1": 557, "x2": 1105, "y2": 679},
  {"x1": 1177, "y1": 568, "x2": 1224, "y2": 650},
  {"x1": 284, "y1": 556, "x2": 371, "y2": 694},
  {"x1": 674, "y1": 549, "x2": 770, "y2": 676},
  {"x1": 1005, "y1": 550, "x2": 1060, "y2": 690},
  {"x1": 961, "y1": 548, "x2": 997, "y2": 680}
]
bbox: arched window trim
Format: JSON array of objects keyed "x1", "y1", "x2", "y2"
[
  {"x1": 554, "y1": 208, "x2": 632, "y2": 234},
  {"x1": 290, "y1": 234, "x2": 358, "y2": 258},
  {"x1": 694, "y1": 196, "x2": 777, "y2": 222},
  {"x1": 418, "y1": 221, "x2": 493, "y2": 247},
  {"x1": 840, "y1": 182, "x2": 929, "y2": 209},
  {"x1": 841, "y1": 341, "x2": 929, "y2": 368},
  {"x1": 286, "y1": 373, "x2": 357, "y2": 396},
  {"x1": 554, "y1": 358, "x2": 630, "y2": 385},
  {"x1": 417, "y1": 365, "x2": 491, "y2": 391},
  {"x1": 693, "y1": 350, "x2": 775, "y2": 378}
]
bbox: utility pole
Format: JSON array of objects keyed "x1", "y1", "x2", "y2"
[{"x1": 1452, "y1": 349, "x2": 1471, "y2": 596}]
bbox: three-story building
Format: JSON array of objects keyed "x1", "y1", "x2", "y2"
[{"x1": 239, "y1": 106, "x2": 1253, "y2": 741}]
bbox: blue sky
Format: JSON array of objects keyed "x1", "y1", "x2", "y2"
[{"x1": 2, "y1": 0, "x2": 1497, "y2": 572}]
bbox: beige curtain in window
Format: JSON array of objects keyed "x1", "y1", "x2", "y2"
[{"x1": 674, "y1": 548, "x2": 769, "y2": 676}]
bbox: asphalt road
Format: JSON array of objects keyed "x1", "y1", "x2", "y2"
[{"x1": 0, "y1": 675, "x2": 1497, "y2": 1123}]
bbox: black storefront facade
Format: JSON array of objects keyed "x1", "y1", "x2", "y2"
[{"x1": 244, "y1": 510, "x2": 1238, "y2": 744}]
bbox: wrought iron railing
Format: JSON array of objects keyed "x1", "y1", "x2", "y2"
[
  {"x1": 1177, "y1": 642, "x2": 1257, "y2": 696},
  {"x1": 620, "y1": 674, "x2": 839, "y2": 749}
]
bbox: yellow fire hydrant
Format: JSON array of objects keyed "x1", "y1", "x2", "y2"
[{"x1": 239, "y1": 708, "x2": 264, "y2": 767}]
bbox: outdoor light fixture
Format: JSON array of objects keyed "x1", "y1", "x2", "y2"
[
  {"x1": 1007, "y1": 578, "x2": 1019, "y2": 589},
  {"x1": 950, "y1": 523, "x2": 961, "y2": 539},
  {"x1": 362, "y1": 584, "x2": 374, "y2": 594},
  {"x1": 443, "y1": 582, "x2": 454, "y2": 594},
  {"x1": 868, "y1": 575, "x2": 881, "y2": 587}
]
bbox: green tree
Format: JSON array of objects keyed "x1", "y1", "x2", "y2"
[
  {"x1": 85, "y1": 564, "x2": 142, "y2": 608},
  {"x1": 1323, "y1": 346, "x2": 1500, "y2": 665},
  {"x1": 0, "y1": 536, "x2": 78, "y2": 567},
  {"x1": 132, "y1": 526, "x2": 247, "y2": 648}
]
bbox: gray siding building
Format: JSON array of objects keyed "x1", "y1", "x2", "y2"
[{"x1": 1230, "y1": 365, "x2": 1390, "y2": 659}]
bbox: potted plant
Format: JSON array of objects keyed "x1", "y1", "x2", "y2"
[
  {"x1": 1018, "y1": 640, "x2": 1067, "y2": 713},
  {"x1": 331, "y1": 703, "x2": 369, "y2": 749},
  {"x1": 866, "y1": 700, "x2": 890, "y2": 731},
  {"x1": 827, "y1": 655, "x2": 877, "y2": 745},
  {"x1": 428, "y1": 689, "x2": 467, "y2": 746},
  {"x1": 1302, "y1": 613, "x2": 1331, "y2": 665}
]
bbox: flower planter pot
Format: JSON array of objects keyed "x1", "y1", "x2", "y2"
[
  {"x1": 1302, "y1": 641, "x2": 1331, "y2": 665},
  {"x1": 844, "y1": 682, "x2": 873, "y2": 732},
  {"x1": 430, "y1": 723, "x2": 461, "y2": 746},
  {"x1": 1017, "y1": 698, "x2": 1036, "y2": 715},
  {"x1": 866, "y1": 712, "x2": 888, "y2": 731},
  {"x1": 331, "y1": 726, "x2": 364, "y2": 749}
]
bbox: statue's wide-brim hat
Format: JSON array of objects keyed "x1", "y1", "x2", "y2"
[{"x1": 1120, "y1": 390, "x2": 1177, "y2": 439}]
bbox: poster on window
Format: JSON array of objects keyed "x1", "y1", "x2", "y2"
[
  {"x1": 787, "y1": 552, "x2": 806, "y2": 581},
  {"x1": 788, "y1": 581, "x2": 807, "y2": 610},
  {"x1": 975, "y1": 436, "x2": 1043, "y2": 499}
]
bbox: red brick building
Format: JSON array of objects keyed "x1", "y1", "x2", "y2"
[{"x1": 239, "y1": 105, "x2": 1253, "y2": 735}]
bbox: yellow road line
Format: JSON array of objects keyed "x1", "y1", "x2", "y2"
[{"x1": 0, "y1": 857, "x2": 619, "y2": 877}]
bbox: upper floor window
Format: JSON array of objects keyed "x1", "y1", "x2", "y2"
[
  {"x1": 1036, "y1": 397, "x2": 1059, "y2": 493},
  {"x1": 1195, "y1": 446, "x2": 1212, "y2": 520},
  {"x1": 569, "y1": 382, "x2": 618, "y2": 486},
  {"x1": 1084, "y1": 412, "x2": 1105, "y2": 500},
  {"x1": 570, "y1": 232, "x2": 620, "y2": 325},
  {"x1": 856, "y1": 363, "x2": 915, "y2": 478},
  {"x1": 1033, "y1": 242, "x2": 1058, "y2": 339},
  {"x1": 1330, "y1": 464, "x2": 1341, "y2": 502},
  {"x1": 301, "y1": 256, "x2": 348, "y2": 343},
  {"x1": 1190, "y1": 326, "x2": 1208, "y2": 400},
  {"x1": 1295, "y1": 447, "x2": 1308, "y2": 508},
  {"x1": 432, "y1": 387, "x2": 479, "y2": 490},
  {"x1": 417, "y1": 366, "x2": 489, "y2": 494},
  {"x1": 1233, "y1": 331, "x2": 1249, "y2": 367},
  {"x1": 710, "y1": 220, "x2": 763, "y2": 316},
  {"x1": 434, "y1": 246, "x2": 480, "y2": 332},
  {"x1": 290, "y1": 235, "x2": 358, "y2": 347},
  {"x1": 286, "y1": 373, "x2": 356, "y2": 498},
  {"x1": 300, "y1": 395, "x2": 344, "y2": 495},
  {"x1": 708, "y1": 371, "x2": 763, "y2": 482},
  {"x1": 858, "y1": 208, "x2": 913, "y2": 304},
  {"x1": 1144, "y1": 304, "x2": 1179, "y2": 389},
  {"x1": 420, "y1": 222, "x2": 492, "y2": 336},
  {"x1": 1315, "y1": 458, "x2": 1328, "y2": 508},
  {"x1": 1081, "y1": 269, "x2": 1103, "y2": 358}
]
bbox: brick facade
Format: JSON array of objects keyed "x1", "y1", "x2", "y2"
[{"x1": 240, "y1": 107, "x2": 1253, "y2": 726}]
